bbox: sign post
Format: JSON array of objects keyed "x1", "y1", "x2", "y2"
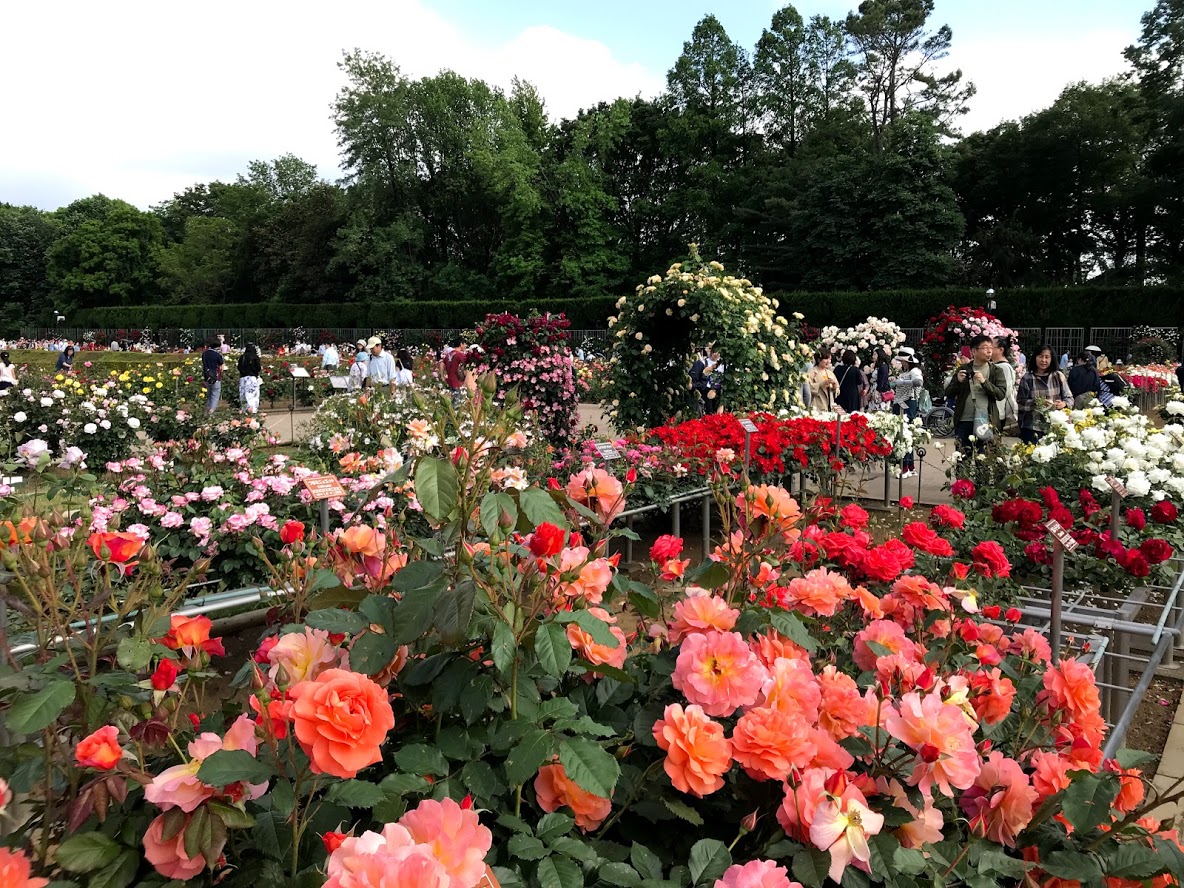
[
  {"x1": 738, "y1": 417, "x2": 758, "y2": 482},
  {"x1": 1044, "y1": 517, "x2": 1079, "y2": 656},
  {"x1": 1105, "y1": 475, "x2": 1129, "y2": 540},
  {"x1": 289, "y1": 366, "x2": 310, "y2": 444},
  {"x1": 594, "y1": 441, "x2": 621, "y2": 461},
  {"x1": 303, "y1": 474, "x2": 346, "y2": 535}
]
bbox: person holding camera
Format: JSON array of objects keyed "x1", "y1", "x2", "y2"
[{"x1": 945, "y1": 335, "x2": 1006, "y2": 453}]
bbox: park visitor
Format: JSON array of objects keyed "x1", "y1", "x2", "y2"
[
  {"x1": 55, "y1": 345, "x2": 75, "y2": 373},
  {"x1": 891, "y1": 349, "x2": 924, "y2": 478},
  {"x1": 993, "y1": 336, "x2": 1018, "y2": 430},
  {"x1": 0, "y1": 351, "x2": 15, "y2": 391},
  {"x1": 394, "y1": 348, "x2": 414, "y2": 387},
  {"x1": 322, "y1": 343, "x2": 339, "y2": 371},
  {"x1": 1067, "y1": 353, "x2": 1103, "y2": 408},
  {"x1": 690, "y1": 344, "x2": 723, "y2": 414},
  {"x1": 202, "y1": 338, "x2": 224, "y2": 414},
  {"x1": 367, "y1": 337, "x2": 396, "y2": 393},
  {"x1": 237, "y1": 343, "x2": 262, "y2": 414},
  {"x1": 945, "y1": 334, "x2": 1006, "y2": 452},
  {"x1": 834, "y1": 350, "x2": 866, "y2": 414},
  {"x1": 869, "y1": 349, "x2": 893, "y2": 411},
  {"x1": 807, "y1": 351, "x2": 839, "y2": 413},
  {"x1": 441, "y1": 338, "x2": 470, "y2": 400},
  {"x1": 1016, "y1": 344, "x2": 1072, "y2": 445}
]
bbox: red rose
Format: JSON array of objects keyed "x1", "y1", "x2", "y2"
[
  {"x1": 1079, "y1": 489, "x2": 1100, "y2": 518},
  {"x1": 1004, "y1": 607, "x2": 1022, "y2": 622},
  {"x1": 981, "y1": 604, "x2": 1002, "y2": 619},
  {"x1": 322, "y1": 832, "x2": 347, "y2": 854},
  {"x1": 1039, "y1": 487, "x2": 1061, "y2": 509},
  {"x1": 899, "y1": 496, "x2": 915, "y2": 510},
  {"x1": 840, "y1": 503, "x2": 870, "y2": 530},
  {"x1": 951, "y1": 479, "x2": 976, "y2": 499},
  {"x1": 649, "y1": 534, "x2": 684, "y2": 562},
  {"x1": 950, "y1": 562, "x2": 971, "y2": 581},
  {"x1": 1152, "y1": 501, "x2": 1179, "y2": 524},
  {"x1": 1024, "y1": 542, "x2": 1052, "y2": 565},
  {"x1": 279, "y1": 520, "x2": 306, "y2": 545},
  {"x1": 929, "y1": 505, "x2": 965, "y2": 529},
  {"x1": 1125, "y1": 507, "x2": 1146, "y2": 530},
  {"x1": 528, "y1": 522, "x2": 566, "y2": 558},
  {"x1": 1048, "y1": 505, "x2": 1075, "y2": 529},
  {"x1": 880, "y1": 538, "x2": 916, "y2": 571},
  {"x1": 972, "y1": 541, "x2": 1011, "y2": 578},
  {"x1": 1095, "y1": 533, "x2": 1126, "y2": 562},
  {"x1": 1123, "y1": 549, "x2": 1151, "y2": 577},
  {"x1": 1140, "y1": 538, "x2": 1174, "y2": 565},
  {"x1": 992, "y1": 501, "x2": 1022, "y2": 524},
  {"x1": 150, "y1": 659, "x2": 179, "y2": 691},
  {"x1": 860, "y1": 544, "x2": 907, "y2": 583},
  {"x1": 901, "y1": 522, "x2": 955, "y2": 557}
]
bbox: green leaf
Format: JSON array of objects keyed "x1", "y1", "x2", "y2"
[
  {"x1": 504, "y1": 729, "x2": 553, "y2": 786},
  {"x1": 537, "y1": 855, "x2": 583, "y2": 888},
  {"x1": 554, "y1": 610, "x2": 619, "y2": 648},
  {"x1": 892, "y1": 846, "x2": 928, "y2": 876},
  {"x1": 348, "y1": 631, "x2": 400, "y2": 675},
  {"x1": 768, "y1": 609, "x2": 818, "y2": 652},
  {"x1": 394, "y1": 744, "x2": 449, "y2": 776},
  {"x1": 87, "y1": 849, "x2": 138, "y2": 888},
  {"x1": 492, "y1": 621, "x2": 516, "y2": 675},
  {"x1": 1114, "y1": 748, "x2": 1156, "y2": 769},
  {"x1": 508, "y1": 834, "x2": 549, "y2": 861},
  {"x1": 1061, "y1": 772, "x2": 1118, "y2": 833},
  {"x1": 415, "y1": 456, "x2": 459, "y2": 524},
  {"x1": 1103, "y1": 844, "x2": 1165, "y2": 880},
  {"x1": 206, "y1": 800, "x2": 254, "y2": 830},
  {"x1": 598, "y1": 862, "x2": 642, "y2": 887},
  {"x1": 390, "y1": 585, "x2": 441, "y2": 644},
  {"x1": 461, "y1": 760, "x2": 504, "y2": 800},
  {"x1": 791, "y1": 849, "x2": 831, "y2": 888},
  {"x1": 630, "y1": 843, "x2": 663, "y2": 881},
  {"x1": 8, "y1": 679, "x2": 76, "y2": 735},
  {"x1": 663, "y1": 797, "x2": 704, "y2": 826},
  {"x1": 304, "y1": 608, "x2": 369, "y2": 635},
  {"x1": 434, "y1": 579, "x2": 475, "y2": 645},
  {"x1": 519, "y1": 487, "x2": 569, "y2": 529},
  {"x1": 196, "y1": 749, "x2": 273, "y2": 787},
  {"x1": 1040, "y1": 850, "x2": 1102, "y2": 882},
  {"x1": 690, "y1": 559, "x2": 730, "y2": 589},
  {"x1": 390, "y1": 559, "x2": 446, "y2": 592},
  {"x1": 308, "y1": 584, "x2": 368, "y2": 611},
  {"x1": 534, "y1": 621, "x2": 572, "y2": 679},
  {"x1": 559, "y1": 737, "x2": 620, "y2": 798},
  {"x1": 975, "y1": 848, "x2": 1027, "y2": 879},
  {"x1": 270, "y1": 777, "x2": 295, "y2": 816},
  {"x1": 115, "y1": 637, "x2": 153, "y2": 671},
  {"x1": 325, "y1": 780, "x2": 386, "y2": 808},
  {"x1": 55, "y1": 833, "x2": 121, "y2": 873},
  {"x1": 480, "y1": 491, "x2": 518, "y2": 537},
  {"x1": 688, "y1": 839, "x2": 731, "y2": 887}
]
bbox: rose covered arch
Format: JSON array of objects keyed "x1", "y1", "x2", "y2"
[{"x1": 603, "y1": 247, "x2": 813, "y2": 430}]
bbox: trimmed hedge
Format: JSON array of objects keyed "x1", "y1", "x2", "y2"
[
  {"x1": 58, "y1": 286, "x2": 1184, "y2": 334},
  {"x1": 68, "y1": 298, "x2": 618, "y2": 332}
]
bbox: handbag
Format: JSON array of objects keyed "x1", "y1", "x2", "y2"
[{"x1": 880, "y1": 390, "x2": 895, "y2": 403}]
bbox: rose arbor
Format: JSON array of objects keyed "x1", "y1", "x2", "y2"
[{"x1": 603, "y1": 247, "x2": 813, "y2": 430}]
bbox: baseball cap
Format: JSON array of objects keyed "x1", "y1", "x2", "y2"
[{"x1": 367, "y1": 337, "x2": 382, "y2": 349}]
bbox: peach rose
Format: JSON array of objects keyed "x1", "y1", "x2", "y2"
[
  {"x1": 0, "y1": 847, "x2": 47, "y2": 888},
  {"x1": 161, "y1": 614, "x2": 224, "y2": 658},
  {"x1": 566, "y1": 607, "x2": 626, "y2": 669},
  {"x1": 741, "y1": 485, "x2": 802, "y2": 532},
  {"x1": 652, "y1": 703, "x2": 732, "y2": 797},
  {"x1": 731, "y1": 707, "x2": 816, "y2": 781},
  {"x1": 338, "y1": 525, "x2": 384, "y2": 557},
  {"x1": 289, "y1": 668, "x2": 395, "y2": 779},
  {"x1": 672, "y1": 630, "x2": 767, "y2": 717},
  {"x1": 668, "y1": 595, "x2": 739, "y2": 644},
  {"x1": 535, "y1": 762, "x2": 613, "y2": 832},
  {"x1": 144, "y1": 813, "x2": 206, "y2": 880},
  {"x1": 398, "y1": 797, "x2": 493, "y2": 887},
  {"x1": 267, "y1": 627, "x2": 342, "y2": 686},
  {"x1": 566, "y1": 467, "x2": 625, "y2": 525},
  {"x1": 75, "y1": 726, "x2": 122, "y2": 770}
]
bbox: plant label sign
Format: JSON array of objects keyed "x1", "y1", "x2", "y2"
[
  {"x1": 1105, "y1": 476, "x2": 1129, "y2": 498},
  {"x1": 476, "y1": 867, "x2": 502, "y2": 888},
  {"x1": 739, "y1": 418, "x2": 759, "y2": 434},
  {"x1": 329, "y1": 376, "x2": 349, "y2": 390},
  {"x1": 1044, "y1": 518, "x2": 1079, "y2": 552},
  {"x1": 303, "y1": 474, "x2": 346, "y2": 501},
  {"x1": 290, "y1": 366, "x2": 311, "y2": 378},
  {"x1": 595, "y1": 441, "x2": 621, "y2": 460}
]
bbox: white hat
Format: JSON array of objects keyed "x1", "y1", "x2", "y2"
[
  {"x1": 895, "y1": 347, "x2": 917, "y2": 359},
  {"x1": 366, "y1": 336, "x2": 382, "y2": 349},
  {"x1": 357, "y1": 339, "x2": 366, "y2": 348},
  {"x1": 1085, "y1": 345, "x2": 1102, "y2": 353}
]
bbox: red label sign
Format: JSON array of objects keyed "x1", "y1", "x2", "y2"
[
  {"x1": 476, "y1": 867, "x2": 502, "y2": 888},
  {"x1": 1044, "y1": 518, "x2": 1079, "y2": 552},
  {"x1": 303, "y1": 474, "x2": 346, "y2": 501}
]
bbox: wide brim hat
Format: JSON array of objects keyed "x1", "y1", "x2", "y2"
[{"x1": 1085, "y1": 345, "x2": 1102, "y2": 353}]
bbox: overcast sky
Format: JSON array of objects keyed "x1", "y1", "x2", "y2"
[{"x1": 0, "y1": 0, "x2": 1144, "y2": 211}]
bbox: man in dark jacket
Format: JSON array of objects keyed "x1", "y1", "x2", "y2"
[
  {"x1": 944, "y1": 335, "x2": 1007, "y2": 452},
  {"x1": 1067, "y1": 353, "x2": 1102, "y2": 407}
]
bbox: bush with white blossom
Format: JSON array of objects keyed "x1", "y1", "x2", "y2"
[{"x1": 817, "y1": 316, "x2": 906, "y2": 366}]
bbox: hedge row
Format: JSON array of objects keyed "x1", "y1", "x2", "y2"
[
  {"x1": 60, "y1": 286, "x2": 1184, "y2": 334},
  {"x1": 67, "y1": 298, "x2": 618, "y2": 332}
]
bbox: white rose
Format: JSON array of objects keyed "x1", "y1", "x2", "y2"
[
  {"x1": 127, "y1": 417, "x2": 141, "y2": 429},
  {"x1": 40, "y1": 397, "x2": 53, "y2": 407},
  {"x1": 13, "y1": 411, "x2": 26, "y2": 422},
  {"x1": 84, "y1": 423, "x2": 97, "y2": 434}
]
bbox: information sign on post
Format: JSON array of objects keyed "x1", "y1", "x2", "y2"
[
  {"x1": 738, "y1": 418, "x2": 759, "y2": 434},
  {"x1": 289, "y1": 367, "x2": 311, "y2": 378},
  {"x1": 1043, "y1": 518, "x2": 1079, "y2": 552},
  {"x1": 1105, "y1": 476, "x2": 1129, "y2": 497},
  {"x1": 303, "y1": 475, "x2": 346, "y2": 535},
  {"x1": 594, "y1": 441, "x2": 621, "y2": 460},
  {"x1": 329, "y1": 376, "x2": 349, "y2": 390},
  {"x1": 1044, "y1": 517, "x2": 1078, "y2": 656},
  {"x1": 1105, "y1": 475, "x2": 1128, "y2": 538},
  {"x1": 738, "y1": 418, "x2": 758, "y2": 479}
]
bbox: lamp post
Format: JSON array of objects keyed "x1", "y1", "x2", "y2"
[{"x1": 985, "y1": 288, "x2": 996, "y2": 312}]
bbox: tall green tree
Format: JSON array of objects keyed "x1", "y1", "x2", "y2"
[
  {"x1": 157, "y1": 216, "x2": 241, "y2": 304},
  {"x1": 0, "y1": 204, "x2": 58, "y2": 332},
  {"x1": 845, "y1": 0, "x2": 974, "y2": 149},
  {"x1": 47, "y1": 196, "x2": 163, "y2": 309}
]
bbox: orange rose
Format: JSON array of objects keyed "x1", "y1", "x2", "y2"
[
  {"x1": 75, "y1": 725, "x2": 122, "y2": 770},
  {"x1": 161, "y1": 615, "x2": 224, "y2": 657},
  {"x1": 652, "y1": 703, "x2": 732, "y2": 797},
  {"x1": 338, "y1": 525, "x2": 384, "y2": 558},
  {"x1": 731, "y1": 706, "x2": 816, "y2": 781},
  {"x1": 289, "y1": 668, "x2": 394, "y2": 779},
  {"x1": 535, "y1": 762, "x2": 612, "y2": 832},
  {"x1": 1, "y1": 518, "x2": 37, "y2": 546},
  {"x1": 88, "y1": 530, "x2": 145, "y2": 564}
]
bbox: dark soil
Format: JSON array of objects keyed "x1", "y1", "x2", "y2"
[{"x1": 1127, "y1": 673, "x2": 1183, "y2": 762}]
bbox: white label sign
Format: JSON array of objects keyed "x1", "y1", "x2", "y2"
[
  {"x1": 594, "y1": 441, "x2": 621, "y2": 460},
  {"x1": 738, "y1": 418, "x2": 759, "y2": 434}
]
